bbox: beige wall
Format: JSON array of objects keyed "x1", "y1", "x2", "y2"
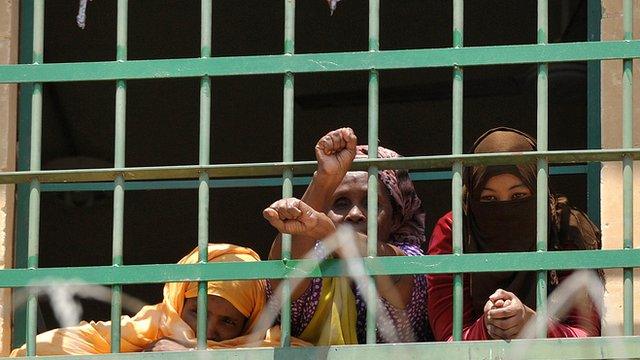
[
  {"x1": 0, "y1": 0, "x2": 18, "y2": 355},
  {"x1": 601, "y1": 0, "x2": 640, "y2": 336},
  {"x1": 0, "y1": 0, "x2": 18, "y2": 354}
]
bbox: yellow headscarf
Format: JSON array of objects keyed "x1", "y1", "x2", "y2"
[
  {"x1": 298, "y1": 277, "x2": 358, "y2": 345},
  {"x1": 11, "y1": 243, "x2": 307, "y2": 356},
  {"x1": 167, "y1": 246, "x2": 266, "y2": 336}
]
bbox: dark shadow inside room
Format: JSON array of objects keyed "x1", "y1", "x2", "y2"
[{"x1": 20, "y1": 0, "x2": 591, "y2": 330}]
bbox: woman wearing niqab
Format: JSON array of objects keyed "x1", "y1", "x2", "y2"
[{"x1": 427, "y1": 127, "x2": 603, "y2": 341}]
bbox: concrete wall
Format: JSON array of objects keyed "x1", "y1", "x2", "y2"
[
  {"x1": 601, "y1": 0, "x2": 640, "y2": 336},
  {"x1": 0, "y1": 0, "x2": 19, "y2": 355}
]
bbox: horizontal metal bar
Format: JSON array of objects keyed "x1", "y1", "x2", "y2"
[
  {"x1": 1, "y1": 249, "x2": 639, "y2": 287},
  {"x1": 4, "y1": 336, "x2": 640, "y2": 360},
  {"x1": 39, "y1": 177, "x2": 306, "y2": 192},
  {"x1": 36, "y1": 165, "x2": 588, "y2": 192},
  {"x1": 0, "y1": 149, "x2": 634, "y2": 185},
  {"x1": 549, "y1": 164, "x2": 588, "y2": 175},
  {"x1": 0, "y1": 41, "x2": 638, "y2": 83}
]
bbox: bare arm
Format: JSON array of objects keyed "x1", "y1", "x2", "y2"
[
  {"x1": 266, "y1": 128, "x2": 356, "y2": 300},
  {"x1": 268, "y1": 172, "x2": 343, "y2": 261},
  {"x1": 265, "y1": 197, "x2": 336, "y2": 300},
  {"x1": 347, "y1": 233, "x2": 414, "y2": 309}
]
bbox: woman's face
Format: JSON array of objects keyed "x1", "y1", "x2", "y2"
[
  {"x1": 181, "y1": 295, "x2": 247, "y2": 342},
  {"x1": 327, "y1": 171, "x2": 394, "y2": 241},
  {"x1": 479, "y1": 173, "x2": 532, "y2": 202}
]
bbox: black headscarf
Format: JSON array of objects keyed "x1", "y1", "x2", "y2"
[{"x1": 463, "y1": 127, "x2": 603, "y2": 317}]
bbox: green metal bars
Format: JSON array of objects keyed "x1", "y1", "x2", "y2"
[
  {"x1": 366, "y1": 0, "x2": 380, "y2": 345},
  {"x1": 6, "y1": 150, "x2": 638, "y2": 186},
  {"x1": 622, "y1": 0, "x2": 634, "y2": 337},
  {"x1": 1, "y1": 41, "x2": 640, "y2": 82},
  {"x1": 110, "y1": 0, "x2": 128, "y2": 353},
  {"x1": 535, "y1": 0, "x2": 549, "y2": 339},
  {"x1": 450, "y1": 0, "x2": 464, "y2": 342},
  {"x1": 3, "y1": 165, "x2": 591, "y2": 192},
  {"x1": 280, "y1": 0, "x2": 295, "y2": 347},
  {"x1": 1, "y1": 1, "x2": 640, "y2": 359},
  {"x1": 586, "y1": 0, "x2": 602, "y2": 227},
  {"x1": 12, "y1": 0, "x2": 34, "y2": 347},
  {"x1": 1, "y1": 249, "x2": 640, "y2": 287},
  {"x1": 25, "y1": 0, "x2": 44, "y2": 355},
  {"x1": 197, "y1": 0, "x2": 212, "y2": 350}
]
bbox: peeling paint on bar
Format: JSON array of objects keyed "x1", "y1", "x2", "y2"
[
  {"x1": 0, "y1": 249, "x2": 638, "y2": 287},
  {"x1": 1, "y1": 150, "x2": 639, "y2": 185},
  {"x1": 0, "y1": 41, "x2": 638, "y2": 83}
]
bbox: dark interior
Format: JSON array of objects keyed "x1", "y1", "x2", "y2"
[{"x1": 19, "y1": 0, "x2": 590, "y2": 330}]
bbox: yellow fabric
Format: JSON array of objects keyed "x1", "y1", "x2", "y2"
[
  {"x1": 11, "y1": 243, "x2": 308, "y2": 356},
  {"x1": 299, "y1": 277, "x2": 358, "y2": 345},
  {"x1": 171, "y1": 250, "x2": 265, "y2": 334}
]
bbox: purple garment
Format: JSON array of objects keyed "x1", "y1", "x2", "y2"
[{"x1": 272, "y1": 241, "x2": 430, "y2": 343}]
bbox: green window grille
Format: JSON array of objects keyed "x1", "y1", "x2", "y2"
[{"x1": 0, "y1": 0, "x2": 639, "y2": 359}]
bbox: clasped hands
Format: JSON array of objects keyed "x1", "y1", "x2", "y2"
[{"x1": 483, "y1": 289, "x2": 536, "y2": 340}]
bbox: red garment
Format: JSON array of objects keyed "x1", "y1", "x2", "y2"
[{"x1": 427, "y1": 212, "x2": 601, "y2": 341}]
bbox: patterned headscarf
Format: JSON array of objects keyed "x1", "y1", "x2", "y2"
[{"x1": 355, "y1": 145, "x2": 426, "y2": 246}]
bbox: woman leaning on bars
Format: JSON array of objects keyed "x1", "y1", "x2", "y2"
[
  {"x1": 264, "y1": 127, "x2": 430, "y2": 344},
  {"x1": 11, "y1": 243, "x2": 307, "y2": 356},
  {"x1": 427, "y1": 127, "x2": 603, "y2": 341}
]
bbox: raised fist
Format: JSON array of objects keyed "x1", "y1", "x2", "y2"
[{"x1": 314, "y1": 127, "x2": 357, "y2": 178}]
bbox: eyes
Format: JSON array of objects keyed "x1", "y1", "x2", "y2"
[
  {"x1": 185, "y1": 307, "x2": 238, "y2": 327},
  {"x1": 331, "y1": 196, "x2": 386, "y2": 211},
  {"x1": 220, "y1": 317, "x2": 238, "y2": 326},
  {"x1": 479, "y1": 191, "x2": 530, "y2": 202},
  {"x1": 333, "y1": 197, "x2": 352, "y2": 210}
]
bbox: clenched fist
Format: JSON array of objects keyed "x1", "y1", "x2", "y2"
[
  {"x1": 263, "y1": 198, "x2": 336, "y2": 240},
  {"x1": 314, "y1": 127, "x2": 357, "y2": 179}
]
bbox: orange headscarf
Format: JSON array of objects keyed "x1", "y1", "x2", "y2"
[
  {"x1": 11, "y1": 243, "x2": 306, "y2": 356},
  {"x1": 166, "y1": 246, "x2": 266, "y2": 336}
]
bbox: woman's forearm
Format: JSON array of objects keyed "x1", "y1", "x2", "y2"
[
  {"x1": 342, "y1": 236, "x2": 413, "y2": 308},
  {"x1": 268, "y1": 173, "x2": 342, "y2": 300},
  {"x1": 273, "y1": 171, "x2": 341, "y2": 261},
  {"x1": 301, "y1": 171, "x2": 343, "y2": 212}
]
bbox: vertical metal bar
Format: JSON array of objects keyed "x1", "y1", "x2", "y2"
[
  {"x1": 197, "y1": 0, "x2": 212, "y2": 350},
  {"x1": 280, "y1": 0, "x2": 295, "y2": 347},
  {"x1": 366, "y1": 0, "x2": 380, "y2": 345},
  {"x1": 622, "y1": 0, "x2": 634, "y2": 337},
  {"x1": 586, "y1": 0, "x2": 601, "y2": 228},
  {"x1": 13, "y1": 0, "x2": 35, "y2": 349},
  {"x1": 110, "y1": 0, "x2": 127, "y2": 353},
  {"x1": 536, "y1": 0, "x2": 549, "y2": 339},
  {"x1": 451, "y1": 0, "x2": 464, "y2": 342},
  {"x1": 25, "y1": 0, "x2": 44, "y2": 355}
]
